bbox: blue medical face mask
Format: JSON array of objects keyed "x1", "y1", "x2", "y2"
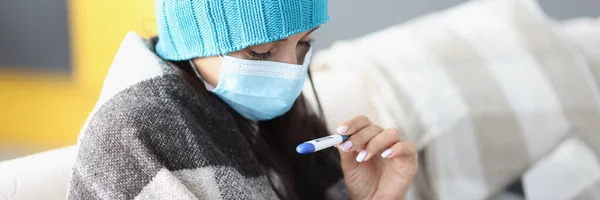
[{"x1": 210, "y1": 48, "x2": 313, "y2": 121}]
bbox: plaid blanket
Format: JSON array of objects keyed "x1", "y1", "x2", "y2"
[
  {"x1": 68, "y1": 32, "x2": 281, "y2": 199},
  {"x1": 68, "y1": 33, "x2": 346, "y2": 200}
]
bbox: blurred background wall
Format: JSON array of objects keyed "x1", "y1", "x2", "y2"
[
  {"x1": 0, "y1": 0, "x2": 158, "y2": 159},
  {"x1": 314, "y1": 0, "x2": 600, "y2": 50},
  {"x1": 0, "y1": 0, "x2": 598, "y2": 160}
]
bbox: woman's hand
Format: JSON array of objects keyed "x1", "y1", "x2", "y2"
[{"x1": 336, "y1": 115, "x2": 418, "y2": 200}]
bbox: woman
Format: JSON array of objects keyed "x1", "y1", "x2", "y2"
[{"x1": 68, "y1": 0, "x2": 417, "y2": 199}]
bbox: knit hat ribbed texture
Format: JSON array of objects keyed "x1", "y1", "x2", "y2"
[{"x1": 155, "y1": 0, "x2": 329, "y2": 61}]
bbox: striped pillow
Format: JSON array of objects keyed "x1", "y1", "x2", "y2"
[{"x1": 310, "y1": 0, "x2": 600, "y2": 199}]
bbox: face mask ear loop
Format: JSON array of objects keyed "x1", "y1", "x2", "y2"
[
  {"x1": 188, "y1": 60, "x2": 205, "y2": 80},
  {"x1": 307, "y1": 68, "x2": 325, "y2": 120}
]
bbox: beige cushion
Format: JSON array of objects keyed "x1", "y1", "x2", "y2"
[
  {"x1": 309, "y1": 0, "x2": 600, "y2": 199},
  {"x1": 559, "y1": 17, "x2": 600, "y2": 92}
]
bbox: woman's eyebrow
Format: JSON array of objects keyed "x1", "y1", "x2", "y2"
[
  {"x1": 307, "y1": 26, "x2": 320, "y2": 34},
  {"x1": 276, "y1": 27, "x2": 320, "y2": 42}
]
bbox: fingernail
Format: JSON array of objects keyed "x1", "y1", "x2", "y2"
[
  {"x1": 381, "y1": 149, "x2": 393, "y2": 158},
  {"x1": 340, "y1": 141, "x2": 353, "y2": 152},
  {"x1": 337, "y1": 126, "x2": 348, "y2": 134},
  {"x1": 356, "y1": 150, "x2": 368, "y2": 163}
]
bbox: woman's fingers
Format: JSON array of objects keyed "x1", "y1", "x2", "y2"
[
  {"x1": 337, "y1": 115, "x2": 372, "y2": 135},
  {"x1": 337, "y1": 115, "x2": 380, "y2": 171},
  {"x1": 361, "y1": 128, "x2": 403, "y2": 162},
  {"x1": 339, "y1": 124, "x2": 382, "y2": 153},
  {"x1": 338, "y1": 146, "x2": 360, "y2": 173},
  {"x1": 337, "y1": 115, "x2": 415, "y2": 164},
  {"x1": 384, "y1": 141, "x2": 418, "y2": 160}
]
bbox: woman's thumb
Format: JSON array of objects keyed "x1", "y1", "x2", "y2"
[{"x1": 337, "y1": 146, "x2": 359, "y2": 173}]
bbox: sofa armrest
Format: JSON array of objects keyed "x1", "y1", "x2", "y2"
[{"x1": 0, "y1": 146, "x2": 77, "y2": 200}]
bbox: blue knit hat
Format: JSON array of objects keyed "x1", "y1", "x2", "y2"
[{"x1": 155, "y1": 0, "x2": 329, "y2": 61}]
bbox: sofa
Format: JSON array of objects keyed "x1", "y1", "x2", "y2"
[{"x1": 2, "y1": 0, "x2": 599, "y2": 199}]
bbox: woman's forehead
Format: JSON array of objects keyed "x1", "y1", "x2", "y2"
[{"x1": 276, "y1": 27, "x2": 319, "y2": 42}]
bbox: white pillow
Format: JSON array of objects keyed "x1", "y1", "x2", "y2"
[
  {"x1": 559, "y1": 17, "x2": 600, "y2": 89},
  {"x1": 309, "y1": 0, "x2": 600, "y2": 199}
]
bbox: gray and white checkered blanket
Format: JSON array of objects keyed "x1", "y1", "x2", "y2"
[{"x1": 68, "y1": 32, "x2": 323, "y2": 200}]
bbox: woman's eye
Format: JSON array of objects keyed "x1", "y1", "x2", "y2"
[
  {"x1": 298, "y1": 39, "x2": 314, "y2": 47},
  {"x1": 249, "y1": 51, "x2": 272, "y2": 60}
]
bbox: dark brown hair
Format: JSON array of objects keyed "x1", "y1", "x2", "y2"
[{"x1": 151, "y1": 37, "x2": 343, "y2": 200}]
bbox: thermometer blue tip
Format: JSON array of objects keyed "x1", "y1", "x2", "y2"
[
  {"x1": 342, "y1": 135, "x2": 350, "y2": 141},
  {"x1": 296, "y1": 143, "x2": 316, "y2": 154}
]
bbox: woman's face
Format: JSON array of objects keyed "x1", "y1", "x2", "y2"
[{"x1": 191, "y1": 28, "x2": 317, "y2": 85}]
